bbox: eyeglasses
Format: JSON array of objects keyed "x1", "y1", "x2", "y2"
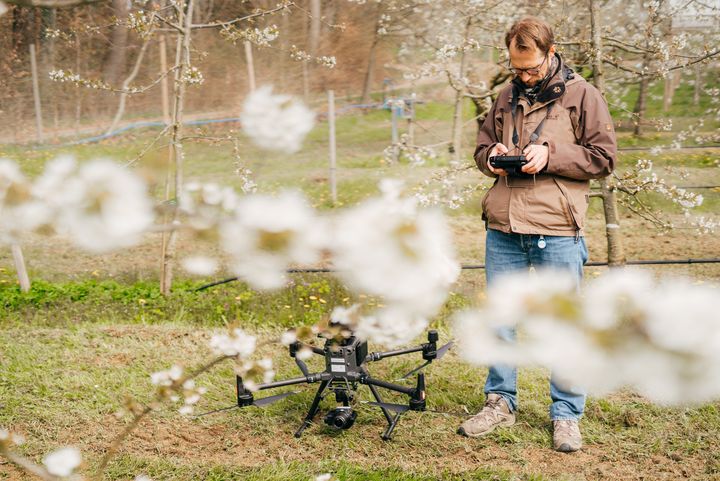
[{"x1": 507, "y1": 53, "x2": 548, "y2": 76}]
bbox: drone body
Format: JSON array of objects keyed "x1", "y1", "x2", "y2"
[{"x1": 225, "y1": 330, "x2": 452, "y2": 440}]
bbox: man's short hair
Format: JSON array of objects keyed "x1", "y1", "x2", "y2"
[{"x1": 505, "y1": 17, "x2": 554, "y2": 53}]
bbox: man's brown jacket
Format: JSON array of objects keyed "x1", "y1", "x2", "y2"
[{"x1": 474, "y1": 54, "x2": 617, "y2": 236}]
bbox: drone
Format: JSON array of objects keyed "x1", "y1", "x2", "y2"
[{"x1": 199, "y1": 329, "x2": 453, "y2": 440}]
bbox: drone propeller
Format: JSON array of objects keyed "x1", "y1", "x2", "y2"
[
  {"x1": 195, "y1": 391, "x2": 298, "y2": 418},
  {"x1": 252, "y1": 391, "x2": 299, "y2": 407},
  {"x1": 366, "y1": 401, "x2": 411, "y2": 413},
  {"x1": 398, "y1": 341, "x2": 454, "y2": 380},
  {"x1": 194, "y1": 404, "x2": 239, "y2": 418}
]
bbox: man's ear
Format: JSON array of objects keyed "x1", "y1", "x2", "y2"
[{"x1": 549, "y1": 44, "x2": 556, "y2": 56}]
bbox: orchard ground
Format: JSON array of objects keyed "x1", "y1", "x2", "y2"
[{"x1": 1, "y1": 78, "x2": 719, "y2": 480}]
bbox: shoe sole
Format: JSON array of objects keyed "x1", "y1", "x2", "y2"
[
  {"x1": 555, "y1": 442, "x2": 581, "y2": 453},
  {"x1": 457, "y1": 418, "x2": 516, "y2": 438}
]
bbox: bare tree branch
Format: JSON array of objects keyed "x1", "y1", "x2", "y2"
[
  {"x1": 603, "y1": 49, "x2": 720, "y2": 76},
  {"x1": 5, "y1": 0, "x2": 102, "y2": 6},
  {"x1": 190, "y1": 2, "x2": 291, "y2": 30}
]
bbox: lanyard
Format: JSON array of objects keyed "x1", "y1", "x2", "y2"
[{"x1": 510, "y1": 84, "x2": 554, "y2": 152}]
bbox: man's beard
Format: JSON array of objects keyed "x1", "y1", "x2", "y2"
[{"x1": 517, "y1": 56, "x2": 558, "y2": 88}]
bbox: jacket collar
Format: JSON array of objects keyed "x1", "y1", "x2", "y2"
[{"x1": 510, "y1": 53, "x2": 574, "y2": 109}]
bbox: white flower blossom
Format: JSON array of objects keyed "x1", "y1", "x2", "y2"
[
  {"x1": 454, "y1": 269, "x2": 720, "y2": 405},
  {"x1": 43, "y1": 447, "x2": 82, "y2": 478},
  {"x1": 220, "y1": 191, "x2": 326, "y2": 290},
  {"x1": 330, "y1": 304, "x2": 362, "y2": 326},
  {"x1": 240, "y1": 86, "x2": 315, "y2": 153},
  {"x1": 0, "y1": 160, "x2": 51, "y2": 243},
  {"x1": 179, "y1": 182, "x2": 238, "y2": 230},
  {"x1": 46, "y1": 159, "x2": 154, "y2": 253},
  {"x1": 181, "y1": 66, "x2": 204, "y2": 85},
  {"x1": 209, "y1": 328, "x2": 257, "y2": 358},
  {"x1": 181, "y1": 256, "x2": 219, "y2": 276},
  {"x1": 151, "y1": 365, "x2": 183, "y2": 386},
  {"x1": 296, "y1": 347, "x2": 313, "y2": 361},
  {"x1": 0, "y1": 428, "x2": 25, "y2": 446},
  {"x1": 332, "y1": 180, "x2": 459, "y2": 345},
  {"x1": 280, "y1": 330, "x2": 298, "y2": 346}
]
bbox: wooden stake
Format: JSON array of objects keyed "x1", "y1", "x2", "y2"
[
  {"x1": 328, "y1": 90, "x2": 337, "y2": 205},
  {"x1": 391, "y1": 100, "x2": 399, "y2": 163},
  {"x1": 11, "y1": 244, "x2": 30, "y2": 293},
  {"x1": 244, "y1": 41, "x2": 256, "y2": 93}
]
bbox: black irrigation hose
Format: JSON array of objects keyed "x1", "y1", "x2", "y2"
[
  {"x1": 618, "y1": 145, "x2": 720, "y2": 151},
  {"x1": 461, "y1": 258, "x2": 720, "y2": 269},
  {"x1": 195, "y1": 258, "x2": 720, "y2": 291},
  {"x1": 590, "y1": 185, "x2": 720, "y2": 190}
]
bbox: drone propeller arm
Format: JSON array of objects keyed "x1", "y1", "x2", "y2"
[
  {"x1": 294, "y1": 357, "x2": 310, "y2": 377},
  {"x1": 290, "y1": 341, "x2": 324, "y2": 357},
  {"x1": 253, "y1": 372, "x2": 330, "y2": 392},
  {"x1": 365, "y1": 345, "x2": 424, "y2": 363},
  {"x1": 361, "y1": 376, "x2": 415, "y2": 396}
]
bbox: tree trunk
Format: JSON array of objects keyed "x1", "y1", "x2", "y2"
[
  {"x1": 300, "y1": 0, "x2": 320, "y2": 100},
  {"x1": 74, "y1": 34, "x2": 82, "y2": 134},
  {"x1": 632, "y1": 73, "x2": 649, "y2": 136},
  {"x1": 106, "y1": 37, "x2": 151, "y2": 135},
  {"x1": 160, "y1": 0, "x2": 194, "y2": 296},
  {"x1": 361, "y1": 38, "x2": 379, "y2": 105},
  {"x1": 103, "y1": 0, "x2": 129, "y2": 85},
  {"x1": 308, "y1": 0, "x2": 320, "y2": 56},
  {"x1": 693, "y1": 63, "x2": 702, "y2": 106},
  {"x1": 590, "y1": 0, "x2": 625, "y2": 267},
  {"x1": 322, "y1": 0, "x2": 336, "y2": 36},
  {"x1": 301, "y1": 6, "x2": 309, "y2": 101},
  {"x1": 450, "y1": 18, "x2": 471, "y2": 164},
  {"x1": 159, "y1": 33, "x2": 170, "y2": 125},
  {"x1": 12, "y1": 6, "x2": 37, "y2": 51},
  {"x1": 279, "y1": 11, "x2": 290, "y2": 92},
  {"x1": 361, "y1": 4, "x2": 382, "y2": 105}
]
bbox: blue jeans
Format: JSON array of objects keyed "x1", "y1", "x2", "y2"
[{"x1": 483, "y1": 228, "x2": 588, "y2": 420}]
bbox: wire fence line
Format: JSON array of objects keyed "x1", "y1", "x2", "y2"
[{"x1": 24, "y1": 105, "x2": 720, "y2": 152}]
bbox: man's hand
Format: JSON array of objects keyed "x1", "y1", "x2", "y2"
[
  {"x1": 487, "y1": 143, "x2": 509, "y2": 176},
  {"x1": 522, "y1": 144, "x2": 549, "y2": 174}
]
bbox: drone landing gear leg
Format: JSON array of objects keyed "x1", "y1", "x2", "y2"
[
  {"x1": 381, "y1": 412, "x2": 403, "y2": 441},
  {"x1": 367, "y1": 383, "x2": 398, "y2": 441},
  {"x1": 294, "y1": 380, "x2": 330, "y2": 438}
]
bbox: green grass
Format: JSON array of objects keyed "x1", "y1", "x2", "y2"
[
  {"x1": 0, "y1": 274, "x2": 350, "y2": 329},
  {"x1": 101, "y1": 457, "x2": 518, "y2": 481},
  {"x1": 1, "y1": 313, "x2": 719, "y2": 480}
]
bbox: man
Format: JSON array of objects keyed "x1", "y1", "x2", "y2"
[{"x1": 457, "y1": 17, "x2": 617, "y2": 452}]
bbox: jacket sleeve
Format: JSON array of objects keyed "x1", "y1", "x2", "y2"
[
  {"x1": 543, "y1": 84, "x2": 617, "y2": 180},
  {"x1": 473, "y1": 99, "x2": 501, "y2": 178}
]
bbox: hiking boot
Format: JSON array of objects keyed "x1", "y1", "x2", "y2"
[
  {"x1": 553, "y1": 419, "x2": 582, "y2": 452},
  {"x1": 457, "y1": 393, "x2": 515, "y2": 438}
]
